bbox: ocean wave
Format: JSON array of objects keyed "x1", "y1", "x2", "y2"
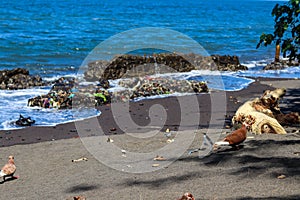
[
  {"x1": 1, "y1": 64, "x2": 298, "y2": 130},
  {"x1": 0, "y1": 87, "x2": 101, "y2": 130},
  {"x1": 237, "y1": 66, "x2": 300, "y2": 79}
]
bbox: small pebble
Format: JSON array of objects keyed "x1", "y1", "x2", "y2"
[
  {"x1": 277, "y1": 174, "x2": 286, "y2": 179},
  {"x1": 166, "y1": 139, "x2": 174, "y2": 143},
  {"x1": 153, "y1": 156, "x2": 166, "y2": 161},
  {"x1": 110, "y1": 128, "x2": 117, "y2": 131}
]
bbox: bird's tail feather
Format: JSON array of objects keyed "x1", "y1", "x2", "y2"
[
  {"x1": 214, "y1": 141, "x2": 230, "y2": 146},
  {"x1": 0, "y1": 170, "x2": 6, "y2": 177}
]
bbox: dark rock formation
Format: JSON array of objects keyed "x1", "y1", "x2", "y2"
[
  {"x1": 98, "y1": 78, "x2": 110, "y2": 89},
  {"x1": 28, "y1": 77, "x2": 77, "y2": 109},
  {"x1": 211, "y1": 55, "x2": 248, "y2": 71},
  {"x1": 114, "y1": 77, "x2": 209, "y2": 102},
  {"x1": 27, "y1": 77, "x2": 111, "y2": 109},
  {"x1": 15, "y1": 114, "x2": 35, "y2": 126},
  {"x1": 264, "y1": 60, "x2": 299, "y2": 70},
  {"x1": 84, "y1": 53, "x2": 247, "y2": 81},
  {"x1": 27, "y1": 76, "x2": 209, "y2": 109},
  {"x1": 0, "y1": 68, "x2": 44, "y2": 90}
]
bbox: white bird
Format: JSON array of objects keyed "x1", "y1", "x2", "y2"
[
  {"x1": 188, "y1": 133, "x2": 214, "y2": 155},
  {"x1": 0, "y1": 155, "x2": 17, "y2": 181},
  {"x1": 203, "y1": 133, "x2": 214, "y2": 147}
]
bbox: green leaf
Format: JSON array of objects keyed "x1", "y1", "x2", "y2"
[{"x1": 258, "y1": 0, "x2": 300, "y2": 61}]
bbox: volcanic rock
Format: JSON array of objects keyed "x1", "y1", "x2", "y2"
[
  {"x1": 0, "y1": 68, "x2": 44, "y2": 90},
  {"x1": 264, "y1": 60, "x2": 299, "y2": 70},
  {"x1": 84, "y1": 53, "x2": 247, "y2": 81}
]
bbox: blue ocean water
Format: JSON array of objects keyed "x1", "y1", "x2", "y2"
[
  {"x1": 0, "y1": 0, "x2": 286, "y2": 76},
  {"x1": 0, "y1": 0, "x2": 299, "y2": 129}
]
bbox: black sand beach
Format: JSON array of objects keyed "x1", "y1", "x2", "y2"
[{"x1": 0, "y1": 78, "x2": 299, "y2": 199}]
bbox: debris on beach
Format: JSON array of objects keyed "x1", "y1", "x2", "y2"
[
  {"x1": 232, "y1": 88, "x2": 300, "y2": 134},
  {"x1": 121, "y1": 149, "x2": 127, "y2": 157},
  {"x1": 66, "y1": 196, "x2": 87, "y2": 200},
  {"x1": 15, "y1": 114, "x2": 35, "y2": 126},
  {"x1": 277, "y1": 174, "x2": 286, "y2": 179},
  {"x1": 153, "y1": 155, "x2": 166, "y2": 161},
  {"x1": 293, "y1": 152, "x2": 300, "y2": 156},
  {"x1": 166, "y1": 139, "x2": 175, "y2": 143},
  {"x1": 164, "y1": 129, "x2": 172, "y2": 138},
  {"x1": 178, "y1": 192, "x2": 195, "y2": 200},
  {"x1": 110, "y1": 127, "x2": 117, "y2": 132},
  {"x1": 107, "y1": 137, "x2": 114, "y2": 143},
  {"x1": 0, "y1": 155, "x2": 17, "y2": 182},
  {"x1": 152, "y1": 163, "x2": 160, "y2": 167},
  {"x1": 71, "y1": 157, "x2": 88, "y2": 162}
]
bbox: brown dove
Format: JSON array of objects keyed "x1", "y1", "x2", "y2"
[
  {"x1": 214, "y1": 122, "x2": 249, "y2": 149},
  {"x1": 0, "y1": 155, "x2": 16, "y2": 181}
]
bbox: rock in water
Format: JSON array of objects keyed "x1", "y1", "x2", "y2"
[
  {"x1": 15, "y1": 115, "x2": 35, "y2": 126},
  {"x1": 27, "y1": 77, "x2": 112, "y2": 109},
  {"x1": 84, "y1": 53, "x2": 247, "y2": 81},
  {"x1": 263, "y1": 60, "x2": 299, "y2": 70},
  {"x1": 0, "y1": 68, "x2": 44, "y2": 90}
]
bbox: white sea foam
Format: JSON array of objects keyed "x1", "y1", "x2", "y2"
[
  {"x1": 0, "y1": 87, "x2": 100, "y2": 130},
  {"x1": 42, "y1": 74, "x2": 78, "y2": 82},
  {"x1": 1, "y1": 66, "x2": 298, "y2": 130},
  {"x1": 237, "y1": 66, "x2": 300, "y2": 79}
]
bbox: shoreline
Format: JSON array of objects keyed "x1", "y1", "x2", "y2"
[{"x1": 1, "y1": 77, "x2": 299, "y2": 148}]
